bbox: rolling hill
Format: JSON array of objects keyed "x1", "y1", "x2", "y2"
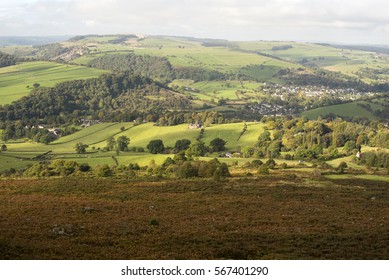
[{"x1": 0, "y1": 61, "x2": 107, "y2": 105}]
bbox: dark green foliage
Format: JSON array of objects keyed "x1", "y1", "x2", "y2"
[
  {"x1": 0, "y1": 51, "x2": 16, "y2": 67},
  {"x1": 344, "y1": 141, "x2": 356, "y2": 152},
  {"x1": 173, "y1": 152, "x2": 187, "y2": 162},
  {"x1": 174, "y1": 66, "x2": 227, "y2": 82},
  {"x1": 175, "y1": 158, "x2": 230, "y2": 179},
  {"x1": 372, "y1": 132, "x2": 389, "y2": 149},
  {"x1": 117, "y1": 136, "x2": 130, "y2": 151},
  {"x1": 162, "y1": 157, "x2": 175, "y2": 169},
  {"x1": 128, "y1": 163, "x2": 140, "y2": 170},
  {"x1": 147, "y1": 139, "x2": 165, "y2": 154},
  {"x1": 75, "y1": 142, "x2": 88, "y2": 154},
  {"x1": 88, "y1": 53, "x2": 175, "y2": 82},
  {"x1": 265, "y1": 158, "x2": 276, "y2": 169},
  {"x1": 79, "y1": 163, "x2": 91, "y2": 172},
  {"x1": 0, "y1": 72, "x2": 191, "y2": 125},
  {"x1": 251, "y1": 159, "x2": 263, "y2": 168},
  {"x1": 198, "y1": 158, "x2": 230, "y2": 178},
  {"x1": 149, "y1": 219, "x2": 159, "y2": 226},
  {"x1": 23, "y1": 160, "x2": 82, "y2": 177},
  {"x1": 106, "y1": 136, "x2": 116, "y2": 151},
  {"x1": 209, "y1": 138, "x2": 227, "y2": 152},
  {"x1": 185, "y1": 141, "x2": 207, "y2": 157},
  {"x1": 175, "y1": 161, "x2": 198, "y2": 178},
  {"x1": 357, "y1": 151, "x2": 389, "y2": 168},
  {"x1": 1, "y1": 144, "x2": 7, "y2": 152},
  {"x1": 174, "y1": 139, "x2": 191, "y2": 153}
]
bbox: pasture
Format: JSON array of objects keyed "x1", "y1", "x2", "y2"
[
  {"x1": 170, "y1": 79, "x2": 262, "y2": 102},
  {"x1": 0, "y1": 61, "x2": 107, "y2": 105},
  {"x1": 70, "y1": 36, "x2": 299, "y2": 78},
  {"x1": 301, "y1": 102, "x2": 378, "y2": 120},
  {"x1": 236, "y1": 41, "x2": 389, "y2": 83},
  {"x1": 1, "y1": 122, "x2": 266, "y2": 171}
]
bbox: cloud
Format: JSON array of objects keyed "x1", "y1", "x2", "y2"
[{"x1": 1, "y1": 0, "x2": 389, "y2": 43}]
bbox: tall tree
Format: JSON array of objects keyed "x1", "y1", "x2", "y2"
[{"x1": 117, "y1": 136, "x2": 130, "y2": 151}]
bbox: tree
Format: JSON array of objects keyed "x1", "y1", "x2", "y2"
[
  {"x1": 75, "y1": 142, "x2": 88, "y2": 154},
  {"x1": 209, "y1": 138, "x2": 227, "y2": 152},
  {"x1": 117, "y1": 136, "x2": 130, "y2": 151},
  {"x1": 147, "y1": 139, "x2": 165, "y2": 154},
  {"x1": 1, "y1": 144, "x2": 7, "y2": 152},
  {"x1": 344, "y1": 140, "x2": 356, "y2": 153},
  {"x1": 185, "y1": 141, "x2": 207, "y2": 158},
  {"x1": 106, "y1": 136, "x2": 116, "y2": 151},
  {"x1": 174, "y1": 139, "x2": 191, "y2": 153}
]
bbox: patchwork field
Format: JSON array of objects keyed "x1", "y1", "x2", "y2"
[{"x1": 1, "y1": 122, "x2": 267, "y2": 171}]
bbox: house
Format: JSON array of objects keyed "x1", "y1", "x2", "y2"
[
  {"x1": 48, "y1": 128, "x2": 62, "y2": 136},
  {"x1": 188, "y1": 121, "x2": 203, "y2": 129}
]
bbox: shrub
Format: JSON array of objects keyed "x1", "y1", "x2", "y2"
[
  {"x1": 265, "y1": 158, "x2": 276, "y2": 169},
  {"x1": 258, "y1": 165, "x2": 270, "y2": 175},
  {"x1": 149, "y1": 219, "x2": 159, "y2": 226},
  {"x1": 95, "y1": 164, "x2": 113, "y2": 177},
  {"x1": 79, "y1": 163, "x2": 91, "y2": 172},
  {"x1": 251, "y1": 159, "x2": 263, "y2": 168}
]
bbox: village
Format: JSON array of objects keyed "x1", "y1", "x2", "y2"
[
  {"x1": 245, "y1": 83, "x2": 380, "y2": 117},
  {"x1": 261, "y1": 83, "x2": 376, "y2": 101}
]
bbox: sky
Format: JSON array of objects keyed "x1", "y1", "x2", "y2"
[{"x1": 1, "y1": 0, "x2": 389, "y2": 44}]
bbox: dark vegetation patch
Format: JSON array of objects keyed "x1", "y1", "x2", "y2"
[{"x1": 0, "y1": 176, "x2": 388, "y2": 259}]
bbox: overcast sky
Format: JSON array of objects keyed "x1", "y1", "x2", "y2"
[{"x1": 1, "y1": 0, "x2": 389, "y2": 44}]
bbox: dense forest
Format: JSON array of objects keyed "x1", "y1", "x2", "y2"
[
  {"x1": 88, "y1": 53, "x2": 175, "y2": 82},
  {"x1": 0, "y1": 72, "x2": 191, "y2": 126},
  {"x1": 88, "y1": 53, "x2": 231, "y2": 82}
]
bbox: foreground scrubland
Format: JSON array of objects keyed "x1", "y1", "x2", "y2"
[{"x1": 1, "y1": 173, "x2": 388, "y2": 260}]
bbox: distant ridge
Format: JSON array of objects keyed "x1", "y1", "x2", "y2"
[{"x1": 0, "y1": 36, "x2": 72, "y2": 46}]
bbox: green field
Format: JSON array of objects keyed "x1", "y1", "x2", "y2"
[
  {"x1": 170, "y1": 79, "x2": 263, "y2": 102},
  {"x1": 1, "y1": 122, "x2": 267, "y2": 171},
  {"x1": 301, "y1": 102, "x2": 378, "y2": 120},
  {"x1": 0, "y1": 61, "x2": 107, "y2": 105},
  {"x1": 236, "y1": 41, "x2": 389, "y2": 83},
  {"x1": 71, "y1": 36, "x2": 299, "y2": 78}
]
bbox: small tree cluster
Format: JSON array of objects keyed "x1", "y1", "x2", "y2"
[{"x1": 23, "y1": 160, "x2": 91, "y2": 177}]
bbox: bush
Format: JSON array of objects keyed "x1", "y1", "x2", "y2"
[
  {"x1": 258, "y1": 165, "x2": 270, "y2": 175},
  {"x1": 175, "y1": 162, "x2": 198, "y2": 178},
  {"x1": 95, "y1": 164, "x2": 113, "y2": 177},
  {"x1": 251, "y1": 159, "x2": 263, "y2": 168},
  {"x1": 265, "y1": 158, "x2": 276, "y2": 169},
  {"x1": 79, "y1": 163, "x2": 91, "y2": 172},
  {"x1": 149, "y1": 219, "x2": 159, "y2": 226}
]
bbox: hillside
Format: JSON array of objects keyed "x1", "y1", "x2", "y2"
[
  {"x1": 1, "y1": 121, "x2": 266, "y2": 171},
  {"x1": 0, "y1": 61, "x2": 107, "y2": 104}
]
